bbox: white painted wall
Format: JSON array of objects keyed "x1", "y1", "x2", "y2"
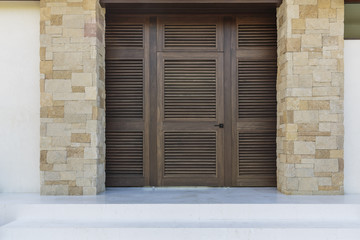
[
  {"x1": 0, "y1": 2, "x2": 40, "y2": 192},
  {"x1": 345, "y1": 40, "x2": 360, "y2": 194}
]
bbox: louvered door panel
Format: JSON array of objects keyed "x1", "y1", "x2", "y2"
[
  {"x1": 105, "y1": 16, "x2": 149, "y2": 187},
  {"x1": 238, "y1": 60, "x2": 277, "y2": 119},
  {"x1": 158, "y1": 51, "x2": 224, "y2": 186},
  {"x1": 106, "y1": 24, "x2": 144, "y2": 48},
  {"x1": 106, "y1": 59, "x2": 144, "y2": 119},
  {"x1": 233, "y1": 14, "x2": 277, "y2": 187},
  {"x1": 106, "y1": 132, "x2": 143, "y2": 175},
  {"x1": 164, "y1": 132, "x2": 217, "y2": 176},
  {"x1": 239, "y1": 132, "x2": 276, "y2": 179},
  {"x1": 164, "y1": 25, "x2": 217, "y2": 48},
  {"x1": 158, "y1": 16, "x2": 223, "y2": 52},
  {"x1": 164, "y1": 59, "x2": 217, "y2": 119},
  {"x1": 238, "y1": 24, "x2": 277, "y2": 47}
]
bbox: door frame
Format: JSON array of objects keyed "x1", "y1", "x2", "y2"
[{"x1": 105, "y1": 11, "x2": 278, "y2": 187}]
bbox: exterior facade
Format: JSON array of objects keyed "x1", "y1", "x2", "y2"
[{"x1": 1, "y1": 0, "x2": 359, "y2": 195}]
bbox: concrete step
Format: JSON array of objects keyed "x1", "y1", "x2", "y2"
[
  {"x1": 2, "y1": 204, "x2": 360, "y2": 222},
  {"x1": 2, "y1": 219, "x2": 360, "y2": 240},
  {"x1": 1, "y1": 189, "x2": 360, "y2": 240}
]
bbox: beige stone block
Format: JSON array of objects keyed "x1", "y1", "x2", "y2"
[
  {"x1": 296, "y1": 123, "x2": 318, "y2": 133},
  {"x1": 295, "y1": 163, "x2": 314, "y2": 168},
  {"x1": 294, "y1": 141, "x2": 316, "y2": 155},
  {"x1": 286, "y1": 124, "x2": 298, "y2": 132},
  {"x1": 41, "y1": 93, "x2": 53, "y2": 107},
  {"x1": 41, "y1": 137, "x2": 52, "y2": 149},
  {"x1": 313, "y1": 87, "x2": 340, "y2": 96},
  {"x1": 299, "y1": 5, "x2": 318, "y2": 18},
  {"x1": 45, "y1": 26, "x2": 62, "y2": 35},
  {"x1": 63, "y1": 28, "x2": 84, "y2": 37},
  {"x1": 65, "y1": 114, "x2": 88, "y2": 124},
  {"x1": 286, "y1": 132, "x2": 298, "y2": 140},
  {"x1": 302, "y1": 34, "x2": 322, "y2": 47},
  {"x1": 83, "y1": 187, "x2": 97, "y2": 195},
  {"x1": 68, "y1": 159, "x2": 85, "y2": 171},
  {"x1": 41, "y1": 185, "x2": 69, "y2": 195},
  {"x1": 299, "y1": 178, "x2": 318, "y2": 191},
  {"x1": 323, "y1": 36, "x2": 339, "y2": 47},
  {"x1": 84, "y1": 147, "x2": 98, "y2": 159},
  {"x1": 286, "y1": 98, "x2": 300, "y2": 110},
  {"x1": 40, "y1": 60, "x2": 53, "y2": 78},
  {"x1": 314, "y1": 159, "x2": 339, "y2": 172},
  {"x1": 308, "y1": 101, "x2": 330, "y2": 110},
  {"x1": 50, "y1": 15, "x2": 63, "y2": 26},
  {"x1": 287, "y1": 88, "x2": 312, "y2": 97},
  {"x1": 53, "y1": 93, "x2": 86, "y2": 101},
  {"x1": 47, "y1": 151, "x2": 67, "y2": 164},
  {"x1": 72, "y1": 86, "x2": 86, "y2": 93},
  {"x1": 85, "y1": 87, "x2": 97, "y2": 100},
  {"x1": 91, "y1": 106, "x2": 99, "y2": 120},
  {"x1": 306, "y1": 19, "x2": 329, "y2": 30},
  {"x1": 294, "y1": 111, "x2": 319, "y2": 123},
  {"x1": 319, "y1": 112, "x2": 338, "y2": 122},
  {"x1": 331, "y1": 0, "x2": 344, "y2": 9},
  {"x1": 330, "y1": 149, "x2": 343, "y2": 158},
  {"x1": 316, "y1": 136, "x2": 337, "y2": 149},
  {"x1": 319, "y1": 123, "x2": 331, "y2": 132},
  {"x1": 48, "y1": 106, "x2": 64, "y2": 118},
  {"x1": 53, "y1": 164, "x2": 67, "y2": 171},
  {"x1": 318, "y1": 0, "x2": 331, "y2": 8},
  {"x1": 319, "y1": 59, "x2": 338, "y2": 66},
  {"x1": 52, "y1": 71, "x2": 71, "y2": 79},
  {"x1": 286, "y1": 38, "x2": 301, "y2": 52},
  {"x1": 332, "y1": 172, "x2": 344, "y2": 186},
  {"x1": 62, "y1": 15, "x2": 85, "y2": 29},
  {"x1": 293, "y1": 52, "x2": 309, "y2": 66},
  {"x1": 318, "y1": 177, "x2": 332, "y2": 186},
  {"x1": 69, "y1": 186, "x2": 83, "y2": 195},
  {"x1": 72, "y1": 73, "x2": 93, "y2": 86},
  {"x1": 53, "y1": 52, "x2": 83, "y2": 70},
  {"x1": 330, "y1": 100, "x2": 343, "y2": 114},
  {"x1": 47, "y1": 123, "x2": 70, "y2": 137},
  {"x1": 45, "y1": 80, "x2": 72, "y2": 93},
  {"x1": 292, "y1": 19, "x2": 305, "y2": 30},
  {"x1": 313, "y1": 71, "x2": 331, "y2": 83},
  {"x1": 86, "y1": 120, "x2": 98, "y2": 133},
  {"x1": 318, "y1": 8, "x2": 337, "y2": 18},
  {"x1": 71, "y1": 133, "x2": 91, "y2": 143},
  {"x1": 296, "y1": 168, "x2": 314, "y2": 177},
  {"x1": 67, "y1": 147, "x2": 85, "y2": 158},
  {"x1": 287, "y1": 178, "x2": 299, "y2": 191},
  {"x1": 61, "y1": 171, "x2": 77, "y2": 181},
  {"x1": 294, "y1": 0, "x2": 318, "y2": 4},
  {"x1": 65, "y1": 101, "x2": 93, "y2": 114},
  {"x1": 332, "y1": 72, "x2": 344, "y2": 86},
  {"x1": 44, "y1": 171, "x2": 61, "y2": 181},
  {"x1": 330, "y1": 22, "x2": 344, "y2": 36}
]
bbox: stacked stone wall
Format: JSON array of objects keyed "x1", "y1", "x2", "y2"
[
  {"x1": 277, "y1": 0, "x2": 344, "y2": 194},
  {"x1": 40, "y1": 0, "x2": 105, "y2": 195}
]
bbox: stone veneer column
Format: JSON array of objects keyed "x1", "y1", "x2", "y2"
[
  {"x1": 40, "y1": 0, "x2": 106, "y2": 195},
  {"x1": 277, "y1": 0, "x2": 344, "y2": 194}
]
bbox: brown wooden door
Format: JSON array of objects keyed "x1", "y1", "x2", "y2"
[
  {"x1": 105, "y1": 13, "x2": 277, "y2": 187},
  {"x1": 231, "y1": 14, "x2": 277, "y2": 186},
  {"x1": 105, "y1": 16, "x2": 151, "y2": 186},
  {"x1": 156, "y1": 17, "x2": 225, "y2": 186}
]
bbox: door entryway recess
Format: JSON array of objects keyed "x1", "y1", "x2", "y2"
[{"x1": 105, "y1": 10, "x2": 277, "y2": 187}]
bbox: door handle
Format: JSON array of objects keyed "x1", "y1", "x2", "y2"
[{"x1": 214, "y1": 123, "x2": 224, "y2": 128}]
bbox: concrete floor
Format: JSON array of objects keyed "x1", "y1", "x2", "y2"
[{"x1": 1, "y1": 187, "x2": 360, "y2": 204}]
